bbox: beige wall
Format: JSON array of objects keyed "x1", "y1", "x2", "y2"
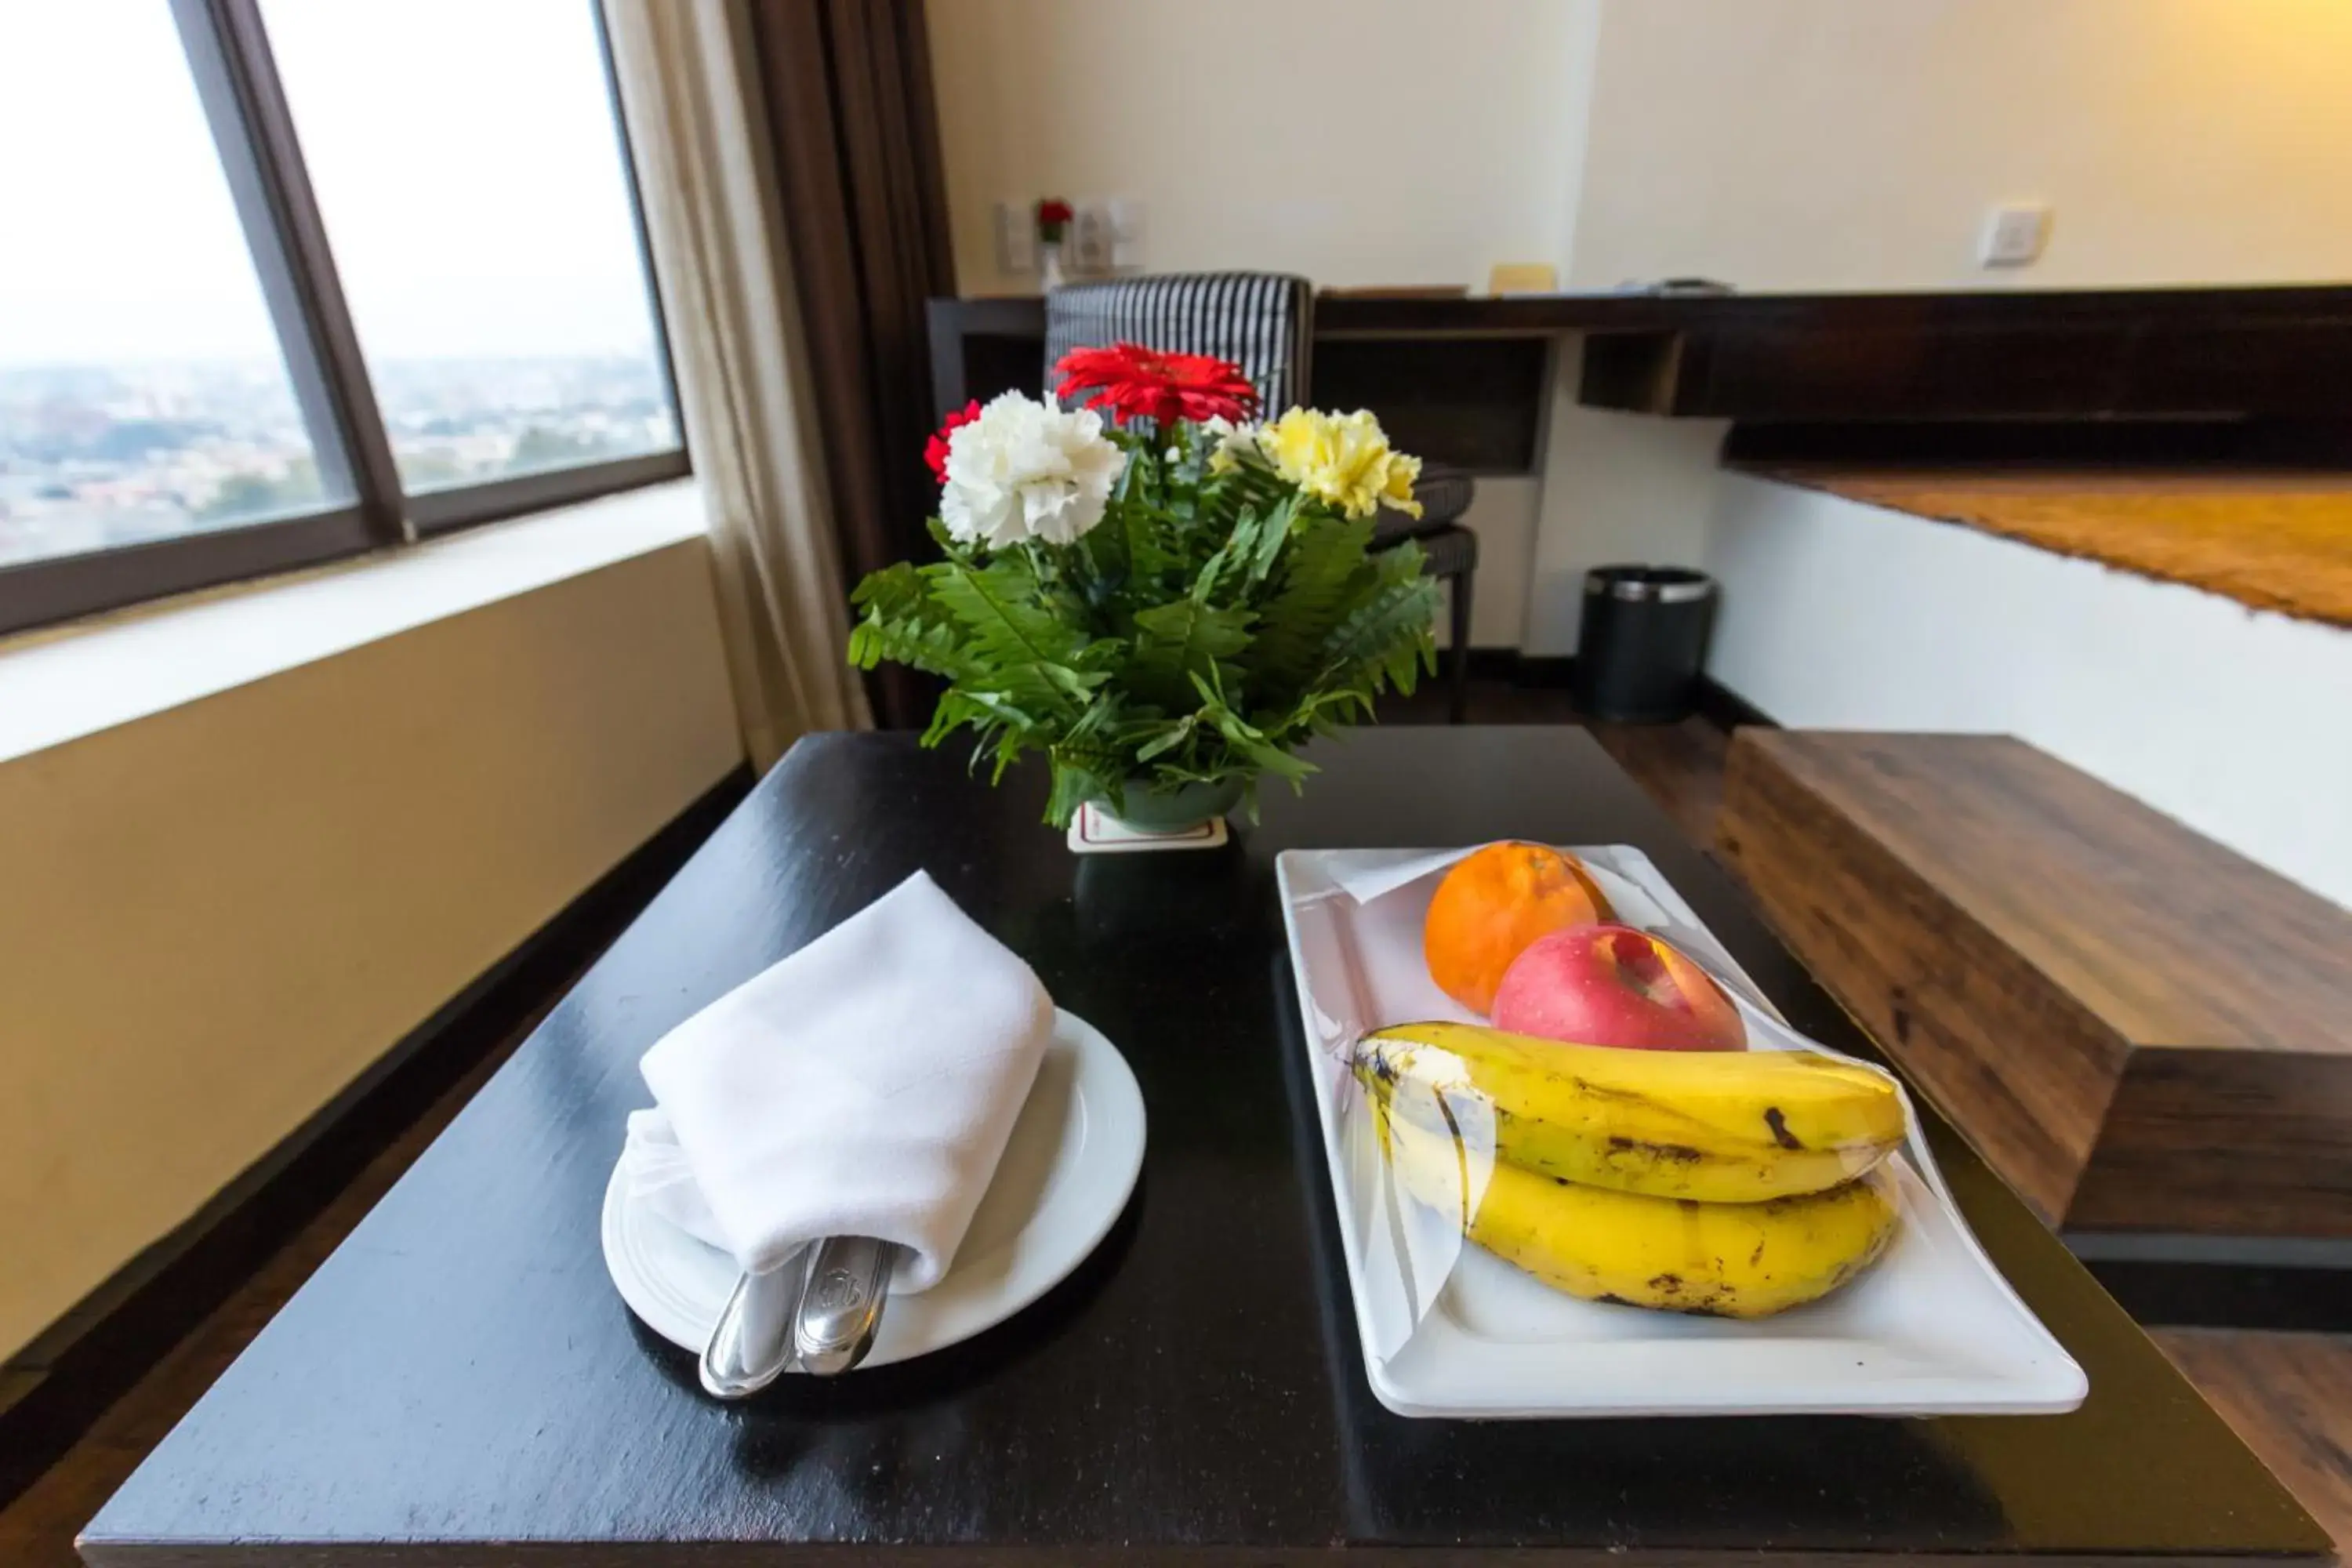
[
  {"x1": 928, "y1": 0, "x2": 1598, "y2": 646},
  {"x1": 928, "y1": 0, "x2": 2352, "y2": 656},
  {"x1": 1531, "y1": 0, "x2": 2352, "y2": 652},
  {"x1": 0, "y1": 539, "x2": 742, "y2": 1359},
  {"x1": 1522, "y1": 350, "x2": 1729, "y2": 655},
  {"x1": 931, "y1": 0, "x2": 2352, "y2": 299},
  {"x1": 1570, "y1": 0, "x2": 2352, "y2": 292},
  {"x1": 929, "y1": 0, "x2": 1598, "y2": 296}
]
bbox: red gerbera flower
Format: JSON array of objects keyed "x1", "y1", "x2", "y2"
[
  {"x1": 1054, "y1": 342, "x2": 1258, "y2": 430},
  {"x1": 924, "y1": 398, "x2": 982, "y2": 481}
]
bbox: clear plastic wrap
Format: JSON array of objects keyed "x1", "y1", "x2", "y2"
[{"x1": 1298, "y1": 844, "x2": 1939, "y2": 1365}]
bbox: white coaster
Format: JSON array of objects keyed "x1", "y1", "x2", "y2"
[{"x1": 1066, "y1": 800, "x2": 1231, "y2": 854}]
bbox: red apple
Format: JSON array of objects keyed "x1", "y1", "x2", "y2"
[{"x1": 1490, "y1": 924, "x2": 1748, "y2": 1051}]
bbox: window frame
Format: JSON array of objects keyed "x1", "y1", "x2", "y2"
[{"x1": 0, "y1": 0, "x2": 688, "y2": 639}]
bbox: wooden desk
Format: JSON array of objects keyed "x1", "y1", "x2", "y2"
[
  {"x1": 931, "y1": 286, "x2": 2352, "y2": 475},
  {"x1": 85, "y1": 730, "x2": 2328, "y2": 1565}
]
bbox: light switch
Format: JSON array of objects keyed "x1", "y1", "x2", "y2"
[
  {"x1": 1106, "y1": 198, "x2": 1145, "y2": 270},
  {"x1": 1979, "y1": 203, "x2": 2051, "y2": 268},
  {"x1": 993, "y1": 201, "x2": 1035, "y2": 274},
  {"x1": 1071, "y1": 201, "x2": 1116, "y2": 274}
]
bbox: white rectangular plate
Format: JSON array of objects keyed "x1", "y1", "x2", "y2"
[{"x1": 1276, "y1": 845, "x2": 2088, "y2": 1420}]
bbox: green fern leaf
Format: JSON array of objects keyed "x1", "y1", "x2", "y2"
[
  {"x1": 930, "y1": 556, "x2": 1103, "y2": 718},
  {"x1": 1250, "y1": 513, "x2": 1377, "y2": 702},
  {"x1": 1189, "y1": 670, "x2": 1315, "y2": 783},
  {"x1": 1131, "y1": 714, "x2": 1198, "y2": 762},
  {"x1": 1126, "y1": 598, "x2": 1254, "y2": 712},
  {"x1": 1312, "y1": 574, "x2": 1442, "y2": 695},
  {"x1": 1243, "y1": 494, "x2": 1299, "y2": 586},
  {"x1": 848, "y1": 563, "x2": 978, "y2": 679},
  {"x1": 848, "y1": 614, "x2": 975, "y2": 681}
]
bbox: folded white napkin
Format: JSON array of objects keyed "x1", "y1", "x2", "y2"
[{"x1": 630, "y1": 870, "x2": 1054, "y2": 1290}]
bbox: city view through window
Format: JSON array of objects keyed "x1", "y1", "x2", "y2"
[{"x1": 0, "y1": 1, "x2": 677, "y2": 572}]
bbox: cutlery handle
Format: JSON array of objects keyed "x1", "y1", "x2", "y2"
[
  {"x1": 793, "y1": 1236, "x2": 896, "y2": 1376},
  {"x1": 698, "y1": 1254, "x2": 808, "y2": 1400}
]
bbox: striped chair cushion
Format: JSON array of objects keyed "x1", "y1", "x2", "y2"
[
  {"x1": 1406, "y1": 522, "x2": 1479, "y2": 579},
  {"x1": 1396, "y1": 465, "x2": 1475, "y2": 529},
  {"x1": 1044, "y1": 273, "x2": 1314, "y2": 417},
  {"x1": 1370, "y1": 459, "x2": 1479, "y2": 583}
]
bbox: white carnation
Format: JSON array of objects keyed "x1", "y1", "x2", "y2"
[{"x1": 938, "y1": 391, "x2": 1125, "y2": 548}]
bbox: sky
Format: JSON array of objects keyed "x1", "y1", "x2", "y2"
[{"x1": 0, "y1": 0, "x2": 662, "y2": 367}]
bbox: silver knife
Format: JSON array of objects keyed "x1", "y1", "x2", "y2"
[{"x1": 698, "y1": 1250, "x2": 809, "y2": 1399}]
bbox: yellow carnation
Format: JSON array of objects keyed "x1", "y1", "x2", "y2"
[{"x1": 1257, "y1": 408, "x2": 1421, "y2": 521}]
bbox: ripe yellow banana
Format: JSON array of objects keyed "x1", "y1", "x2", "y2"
[
  {"x1": 1380, "y1": 1110, "x2": 1900, "y2": 1318},
  {"x1": 1356, "y1": 1020, "x2": 1904, "y2": 1203}
]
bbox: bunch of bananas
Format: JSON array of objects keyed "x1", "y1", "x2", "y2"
[{"x1": 1356, "y1": 1022, "x2": 1908, "y2": 1318}]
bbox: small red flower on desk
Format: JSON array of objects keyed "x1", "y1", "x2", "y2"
[{"x1": 1054, "y1": 343, "x2": 1259, "y2": 430}]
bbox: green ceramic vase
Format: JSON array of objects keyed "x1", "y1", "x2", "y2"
[{"x1": 1108, "y1": 775, "x2": 1247, "y2": 834}]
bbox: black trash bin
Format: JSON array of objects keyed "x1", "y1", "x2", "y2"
[{"x1": 1573, "y1": 566, "x2": 1716, "y2": 723}]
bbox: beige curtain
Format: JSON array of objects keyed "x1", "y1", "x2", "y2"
[{"x1": 603, "y1": 0, "x2": 872, "y2": 768}]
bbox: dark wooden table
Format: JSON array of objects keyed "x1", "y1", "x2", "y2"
[{"x1": 84, "y1": 730, "x2": 2328, "y2": 1566}]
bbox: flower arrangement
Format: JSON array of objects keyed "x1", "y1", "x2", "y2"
[{"x1": 848, "y1": 344, "x2": 1440, "y2": 828}]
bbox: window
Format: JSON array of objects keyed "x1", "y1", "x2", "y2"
[
  {"x1": 260, "y1": 0, "x2": 679, "y2": 497},
  {"x1": 0, "y1": 4, "x2": 343, "y2": 571},
  {"x1": 0, "y1": 0, "x2": 683, "y2": 637}
]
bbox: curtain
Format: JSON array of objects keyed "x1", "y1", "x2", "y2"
[
  {"x1": 602, "y1": 0, "x2": 873, "y2": 768},
  {"x1": 747, "y1": 0, "x2": 957, "y2": 731}
]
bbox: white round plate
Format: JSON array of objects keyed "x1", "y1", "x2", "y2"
[{"x1": 601, "y1": 1008, "x2": 1145, "y2": 1369}]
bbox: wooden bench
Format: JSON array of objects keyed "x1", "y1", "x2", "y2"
[{"x1": 1716, "y1": 730, "x2": 2352, "y2": 1238}]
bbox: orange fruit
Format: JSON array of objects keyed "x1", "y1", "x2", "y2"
[{"x1": 1422, "y1": 842, "x2": 1613, "y2": 1015}]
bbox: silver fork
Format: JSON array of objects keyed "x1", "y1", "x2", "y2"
[{"x1": 792, "y1": 1236, "x2": 898, "y2": 1375}]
